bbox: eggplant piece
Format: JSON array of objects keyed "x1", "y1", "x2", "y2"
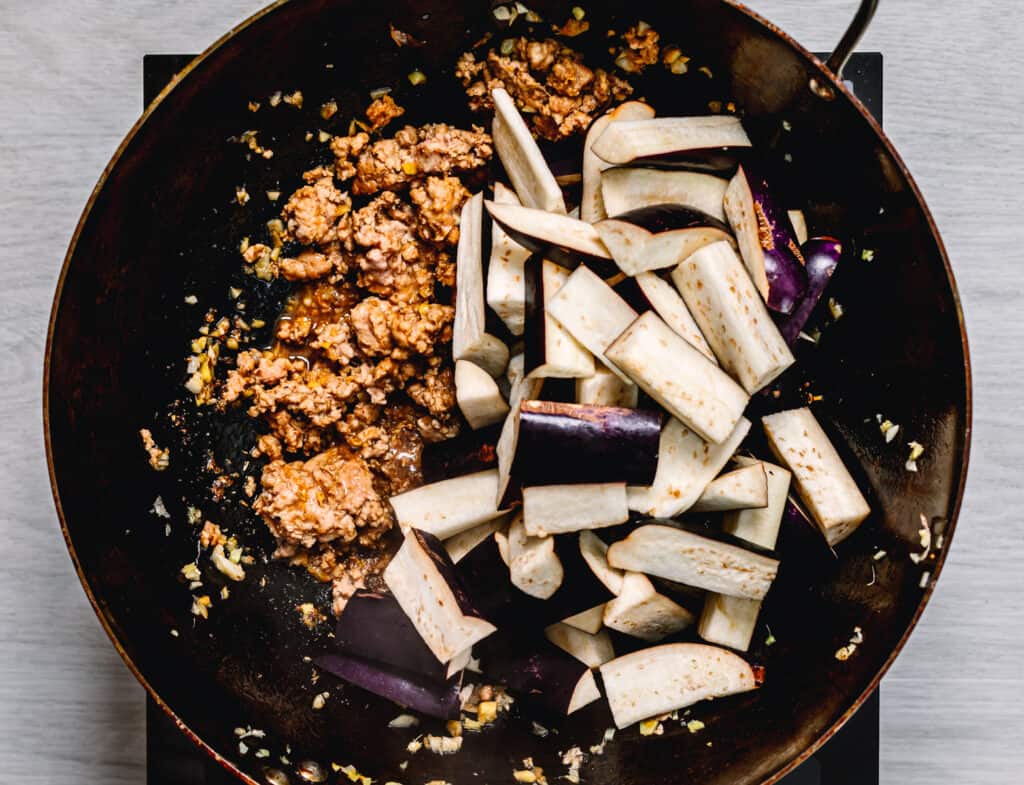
[
  {"x1": 523, "y1": 256, "x2": 595, "y2": 379},
  {"x1": 691, "y1": 462, "x2": 768, "y2": 513},
  {"x1": 628, "y1": 416, "x2": 750, "y2": 517},
  {"x1": 591, "y1": 116, "x2": 752, "y2": 167},
  {"x1": 383, "y1": 529, "x2": 497, "y2": 663},
  {"x1": 607, "y1": 523, "x2": 779, "y2": 601},
  {"x1": 579, "y1": 530, "x2": 625, "y2": 595},
  {"x1": 545, "y1": 622, "x2": 615, "y2": 668},
  {"x1": 486, "y1": 182, "x2": 531, "y2": 336},
  {"x1": 485, "y1": 200, "x2": 614, "y2": 273},
  {"x1": 762, "y1": 408, "x2": 871, "y2": 545},
  {"x1": 508, "y1": 512, "x2": 564, "y2": 599},
  {"x1": 575, "y1": 362, "x2": 638, "y2": 407},
  {"x1": 596, "y1": 204, "x2": 733, "y2": 276},
  {"x1": 788, "y1": 209, "x2": 809, "y2": 245},
  {"x1": 478, "y1": 637, "x2": 602, "y2": 716},
  {"x1": 390, "y1": 469, "x2": 505, "y2": 540},
  {"x1": 672, "y1": 240, "x2": 795, "y2": 394},
  {"x1": 454, "y1": 192, "x2": 510, "y2": 376},
  {"x1": 455, "y1": 360, "x2": 510, "y2": 430},
  {"x1": 601, "y1": 167, "x2": 729, "y2": 222},
  {"x1": 495, "y1": 353, "x2": 547, "y2": 507},
  {"x1": 522, "y1": 482, "x2": 630, "y2": 537},
  {"x1": 601, "y1": 642, "x2": 757, "y2": 728},
  {"x1": 514, "y1": 399, "x2": 660, "y2": 486},
  {"x1": 617, "y1": 272, "x2": 717, "y2": 363},
  {"x1": 723, "y1": 163, "x2": 807, "y2": 314},
  {"x1": 546, "y1": 264, "x2": 639, "y2": 382},
  {"x1": 723, "y1": 457, "x2": 792, "y2": 550},
  {"x1": 775, "y1": 237, "x2": 842, "y2": 345},
  {"x1": 444, "y1": 515, "x2": 510, "y2": 564},
  {"x1": 315, "y1": 654, "x2": 462, "y2": 720},
  {"x1": 602, "y1": 572, "x2": 695, "y2": 642},
  {"x1": 605, "y1": 311, "x2": 749, "y2": 444},
  {"x1": 697, "y1": 593, "x2": 762, "y2": 652},
  {"x1": 582, "y1": 101, "x2": 657, "y2": 223},
  {"x1": 562, "y1": 603, "x2": 607, "y2": 635},
  {"x1": 492, "y1": 87, "x2": 566, "y2": 214}
]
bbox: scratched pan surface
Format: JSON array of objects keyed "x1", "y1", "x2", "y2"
[{"x1": 44, "y1": 1, "x2": 969, "y2": 783}]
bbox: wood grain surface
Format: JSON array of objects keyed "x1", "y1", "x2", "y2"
[{"x1": 1, "y1": 1, "x2": 1021, "y2": 782}]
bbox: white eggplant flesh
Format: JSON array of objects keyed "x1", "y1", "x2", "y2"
[
  {"x1": 545, "y1": 622, "x2": 616, "y2": 668},
  {"x1": 605, "y1": 311, "x2": 749, "y2": 444},
  {"x1": 447, "y1": 646, "x2": 473, "y2": 679},
  {"x1": 591, "y1": 116, "x2": 752, "y2": 166},
  {"x1": 522, "y1": 482, "x2": 630, "y2": 537},
  {"x1": 453, "y1": 192, "x2": 509, "y2": 376},
  {"x1": 455, "y1": 360, "x2": 510, "y2": 430},
  {"x1": 762, "y1": 408, "x2": 871, "y2": 546},
  {"x1": 485, "y1": 200, "x2": 613, "y2": 266},
  {"x1": 491, "y1": 88, "x2": 566, "y2": 214},
  {"x1": 526, "y1": 258, "x2": 596, "y2": 379},
  {"x1": 575, "y1": 362, "x2": 639, "y2": 407},
  {"x1": 633, "y1": 271, "x2": 717, "y2": 363},
  {"x1": 601, "y1": 167, "x2": 729, "y2": 222},
  {"x1": 698, "y1": 593, "x2": 761, "y2": 652},
  {"x1": 788, "y1": 209, "x2": 809, "y2": 245},
  {"x1": 444, "y1": 515, "x2": 510, "y2": 564},
  {"x1": 600, "y1": 642, "x2": 757, "y2": 728},
  {"x1": 495, "y1": 355, "x2": 545, "y2": 506},
  {"x1": 581, "y1": 101, "x2": 656, "y2": 222},
  {"x1": 546, "y1": 265, "x2": 638, "y2": 382},
  {"x1": 596, "y1": 217, "x2": 731, "y2": 276},
  {"x1": 628, "y1": 416, "x2": 750, "y2": 518},
  {"x1": 562, "y1": 603, "x2": 607, "y2": 635},
  {"x1": 602, "y1": 572, "x2": 695, "y2": 642},
  {"x1": 391, "y1": 469, "x2": 504, "y2": 540},
  {"x1": 607, "y1": 524, "x2": 779, "y2": 601},
  {"x1": 578, "y1": 530, "x2": 625, "y2": 595},
  {"x1": 384, "y1": 530, "x2": 497, "y2": 663},
  {"x1": 508, "y1": 512, "x2": 564, "y2": 599},
  {"x1": 723, "y1": 458, "x2": 791, "y2": 550},
  {"x1": 691, "y1": 463, "x2": 769, "y2": 513},
  {"x1": 672, "y1": 240, "x2": 795, "y2": 394},
  {"x1": 486, "y1": 182, "x2": 530, "y2": 335},
  {"x1": 568, "y1": 669, "x2": 603, "y2": 714}
]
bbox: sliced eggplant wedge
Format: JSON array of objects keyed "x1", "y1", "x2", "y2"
[
  {"x1": 600, "y1": 643, "x2": 757, "y2": 728},
  {"x1": 384, "y1": 529, "x2": 497, "y2": 663},
  {"x1": 723, "y1": 457, "x2": 791, "y2": 550},
  {"x1": 575, "y1": 362, "x2": 638, "y2": 407},
  {"x1": 591, "y1": 115, "x2": 752, "y2": 167},
  {"x1": 605, "y1": 311, "x2": 749, "y2": 444},
  {"x1": 455, "y1": 360, "x2": 510, "y2": 430},
  {"x1": 788, "y1": 209, "x2": 809, "y2": 245},
  {"x1": 601, "y1": 167, "x2": 729, "y2": 222},
  {"x1": 315, "y1": 653, "x2": 463, "y2": 720},
  {"x1": 617, "y1": 271, "x2": 717, "y2": 363},
  {"x1": 762, "y1": 407, "x2": 870, "y2": 546},
  {"x1": 486, "y1": 182, "x2": 531, "y2": 336},
  {"x1": 508, "y1": 512, "x2": 564, "y2": 600},
  {"x1": 723, "y1": 163, "x2": 807, "y2": 314},
  {"x1": 578, "y1": 530, "x2": 625, "y2": 595},
  {"x1": 485, "y1": 200, "x2": 614, "y2": 273},
  {"x1": 546, "y1": 264, "x2": 639, "y2": 382},
  {"x1": 454, "y1": 192, "x2": 510, "y2": 376},
  {"x1": 672, "y1": 240, "x2": 795, "y2": 394},
  {"x1": 607, "y1": 523, "x2": 779, "y2": 601},
  {"x1": 491, "y1": 87, "x2": 566, "y2": 214},
  {"x1": 775, "y1": 237, "x2": 842, "y2": 345},
  {"x1": 562, "y1": 603, "x2": 608, "y2": 635},
  {"x1": 523, "y1": 256, "x2": 595, "y2": 379},
  {"x1": 444, "y1": 515, "x2": 510, "y2": 564},
  {"x1": 390, "y1": 469, "x2": 504, "y2": 540},
  {"x1": 522, "y1": 482, "x2": 630, "y2": 537},
  {"x1": 581, "y1": 101, "x2": 657, "y2": 223},
  {"x1": 602, "y1": 572, "x2": 695, "y2": 642},
  {"x1": 596, "y1": 204, "x2": 733, "y2": 276},
  {"x1": 544, "y1": 622, "x2": 616, "y2": 668},
  {"x1": 514, "y1": 399, "x2": 660, "y2": 486},
  {"x1": 697, "y1": 593, "x2": 762, "y2": 652},
  {"x1": 691, "y1": 462, "x2": 769, "y2": 513},
  {"x1": 495, "y1": 355, "x2": 546, "y2": 507},
  {"x1": 628, "y1": 416, "x2": 750, "y2": 517}
]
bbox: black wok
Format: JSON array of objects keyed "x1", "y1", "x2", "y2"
[{"x1": 44, "y1": 1, "x2": 970, "y2": 783}]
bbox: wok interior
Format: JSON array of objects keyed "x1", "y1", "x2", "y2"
[{"x1": 46, "y1": 1, "x2": 967, "y2": 783}]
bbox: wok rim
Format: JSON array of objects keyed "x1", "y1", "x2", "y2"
[{"x1": 42, "y1": 1, "x2": 972, "y2": 783}]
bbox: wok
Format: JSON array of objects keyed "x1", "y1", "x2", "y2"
[{"x1": 44, "y1": 1, "x2": 970, "y2": 783}]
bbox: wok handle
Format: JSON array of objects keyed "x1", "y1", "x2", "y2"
[{"x1": 810, "y1": 0, "x2": 879, "y2": 99}]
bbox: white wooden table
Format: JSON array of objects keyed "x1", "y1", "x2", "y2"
[{"x1": 1, "y1": 1, "x2": 1021, "y2": 782}]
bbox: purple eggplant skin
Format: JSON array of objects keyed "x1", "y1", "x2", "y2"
[
  {"x1": 315, "y1": 654, "x2": 462, "y2": 720},
  {"x1": 523, "y1": 254, "x2": 547, "y2": 377},
  {"x1": 775, "y1": 237, "x2": 842, "y2": 345},
  {"x1": 608, "y1": 203, "x2": 732, "y2": 236},
  {"x1": 516, "y1": 400, "x2": 661, "y2": 486},
  {"x1": 633, "y1": 148, "x2": 742, "y2": 176},
  {"x1": 475, "y1": 634, "x2": 594, "y2": 715},
  {"x1": 412, "y1": 529, "x2": 489, "y2": 622}
]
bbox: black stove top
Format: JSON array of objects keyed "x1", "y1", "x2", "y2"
[{"x1": 142, "y1": 51, "x2": 883, "y2": 785}]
